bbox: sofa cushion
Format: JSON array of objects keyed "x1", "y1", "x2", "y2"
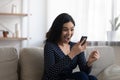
[
  {"x1": 19, "y1": 47, "x2": 44, "y2": 80},
  {"x1": 0, "y1": 47, "x2": 18, "y2": 80},
  {"x1": 97, "y1": 64, "x2": 120, "y2": 80},
  {"x1": 85, "y1": 46, "x2": 115, "y2": 76}
]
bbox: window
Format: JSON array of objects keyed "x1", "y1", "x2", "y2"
[{"x1": 46, "y1": 0, "x2": 119, "y2": 41}]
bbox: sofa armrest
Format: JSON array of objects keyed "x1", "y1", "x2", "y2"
[
  {"x1": 97, "y1": 64, "x2": 120, "y2": 80},
  {"x1": 85, "y1": 46, "x2": 115, "y2": 76}
]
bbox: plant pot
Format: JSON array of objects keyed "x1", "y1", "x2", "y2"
[{"x1": 107, "y1": 31, "x2": 117, "y2": 41}]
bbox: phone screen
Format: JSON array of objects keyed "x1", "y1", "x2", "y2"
[{"x1": 80, "y1": 36, "x2": 87, "y2": 45}]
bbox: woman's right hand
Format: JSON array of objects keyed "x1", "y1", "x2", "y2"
[{"x1": 68, "y1": 41, "x2": 87, "y2": 59}]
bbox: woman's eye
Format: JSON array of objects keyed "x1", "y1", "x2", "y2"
[
  {"x1": 63, "y1": 28, "x2": 68, "y2": 31},
  {"x1": 71, "y1": 29, "x2": 74, "y2": 31},
  {"x1": 62, "y1": 28, "x2": 74, "y2": 32}
]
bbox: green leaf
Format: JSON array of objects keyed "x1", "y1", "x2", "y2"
[
  {"x1": 115, "y1": 23, "x2": 120, "y2": 30},
  {"x1": 115, "y1": 17, "x2": 118, "y2": 25}
]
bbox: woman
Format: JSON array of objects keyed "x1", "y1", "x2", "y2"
[{"x1": 42, "y1": 13, "x2": 100, "y2": 80}]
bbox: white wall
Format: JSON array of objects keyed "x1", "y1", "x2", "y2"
[{"x1": 28, "y1": 0, "x2": 46, "y2": 47}]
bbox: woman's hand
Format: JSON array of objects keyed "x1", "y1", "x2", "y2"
[
  {"x1": 68, "y1": 40, "x2": 87, "y2": 59},
  {"x1": 87, "y1": 50, "x2": 100, "y2": 66}
]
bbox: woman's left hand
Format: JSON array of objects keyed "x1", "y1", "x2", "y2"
[{"x1": 87, "y1": 50, "x2": 100, "y2": 66}]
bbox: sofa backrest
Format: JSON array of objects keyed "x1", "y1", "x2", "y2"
[
  {"x1": 86, "y1": 46, "x2": 115, "y2": 76},
  {"x1": 0, "y1": 47, "x2": 18, "y2": 80},
  {"x1": 19, "y1": 46, "x2": 115, "y2": 80},
  {"x1": 19, "y1": 47, "x2": 44, "y2": 80}
]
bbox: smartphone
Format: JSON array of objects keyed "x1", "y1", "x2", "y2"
[{"x1": 80, "y1": 36, "x2": 87, "y2": 45}]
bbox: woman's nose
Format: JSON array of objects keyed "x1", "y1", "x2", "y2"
[{"x1": 68, "y1": 30, "x2": 72, "y2": 35}]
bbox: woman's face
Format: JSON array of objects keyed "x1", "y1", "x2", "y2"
[{"x1": 60, "y1": 21, "x2": 74, "y2": 43}]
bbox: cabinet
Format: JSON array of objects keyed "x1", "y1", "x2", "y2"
[{"x1": 0, "y1": 0, "x2": 29, "y2": 47}]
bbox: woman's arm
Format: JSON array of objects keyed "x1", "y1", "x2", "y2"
[{"x1": 77, "y1": 52, "x2": 92, "y2": 74}]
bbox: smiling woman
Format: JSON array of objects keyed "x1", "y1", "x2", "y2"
[{"x1": 42, "y1": 13, "x2": 100, "y2": 80}]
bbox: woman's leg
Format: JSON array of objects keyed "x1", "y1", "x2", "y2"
[
  {"x1": 73, "y1": 72, "x2": 89, "y2": 80},
  {"x1": 61, "y1": 72, "x2": 97, "y2": 80},
  {"x1": 65, "y1": 72, "x2": 89, "y2": 80}
]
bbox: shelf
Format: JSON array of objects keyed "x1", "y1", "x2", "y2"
[
  {"x1": 0, "y1": 13, "x2": 28, "y2": 17},
  {"x1": 0, "y1": 37, "x2": 27, "y2": 41}
]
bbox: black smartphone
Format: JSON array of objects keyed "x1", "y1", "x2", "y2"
[{"x1": 80, "y1": 36, "x2": 87, "y2": 45}]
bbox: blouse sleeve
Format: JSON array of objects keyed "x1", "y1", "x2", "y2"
[
  {"x1": 77, "y1": 52, "x2": 92, "y2": 74},
  {"x1": 44, "y1": 42, "x2": 72, "y2": 78}
]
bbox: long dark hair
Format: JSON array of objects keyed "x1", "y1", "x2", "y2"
[{"x1": 46, "y1": 13, "x2": 75, "y2": 43}]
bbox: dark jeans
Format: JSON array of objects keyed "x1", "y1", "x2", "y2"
[{"x1": 61, "y1": 72, "x2": 97, "y2": 80}]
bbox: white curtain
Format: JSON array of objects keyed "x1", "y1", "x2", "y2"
[{"x1": 46, "y1": 0, "x2": 119, "y2": 41}]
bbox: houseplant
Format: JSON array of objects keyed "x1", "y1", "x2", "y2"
[
  {"x1": 107, "y1": 16, "x2": 120, "y2": 41},
  {"x1": 110, "y1": 16, "x2": 120, "y2": 31}
]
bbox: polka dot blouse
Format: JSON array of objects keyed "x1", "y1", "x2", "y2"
[{"x1": 42, "y1": 41, "x2": 92, "y2": 80}]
